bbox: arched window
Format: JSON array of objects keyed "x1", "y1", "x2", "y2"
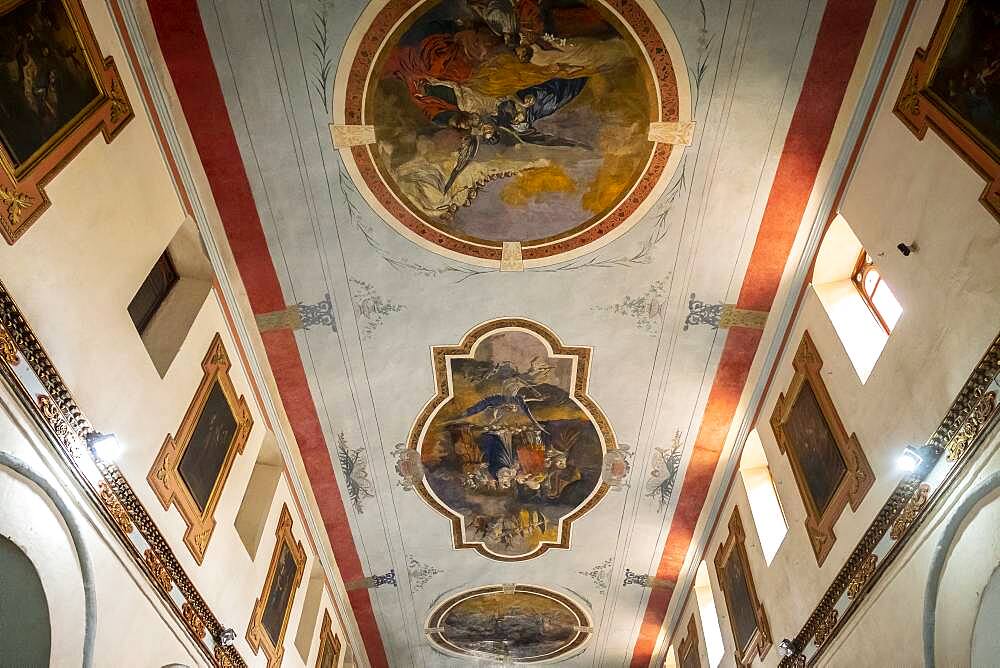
[
  {"x1": 852, "y1": 253, "x2": 902, "y2": 333},
  {"x1": 0, "y1": 534, "x2": 51, "y2": 665}
]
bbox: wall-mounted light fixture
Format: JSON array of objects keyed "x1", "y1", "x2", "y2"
[
  {"x1": 85, "y1": 432, "x2": 123, "y2": 462},
  {"x1": 896, "y1": 445, "x2": 924, "y2": 473}
]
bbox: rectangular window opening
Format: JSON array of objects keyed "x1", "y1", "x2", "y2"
[
  {"x1": 694, "y1": 562, "x2": 725, "y2": 668},
  {"x1": 739, "y1": 431, "x2": 787, "y2": 565},
  {"x1": 128, "y1": 251, "x2": 178, "y2": 334}
]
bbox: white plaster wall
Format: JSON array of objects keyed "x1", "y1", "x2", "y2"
[
  {"x1": 663, "y1": 0, "x2": 1000, "y2": 662},
  {"x1": 0, "y1": 390, "x2": 201, "y2": 667},
  {"x1": 0, "y1": 0, "x2": 358, "y2": 664}
]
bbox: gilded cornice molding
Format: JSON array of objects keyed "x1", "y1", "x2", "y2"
[
  {"x1": 778, "y1": 331, "x2": 1000, "y2": 666},
  {"x1": 0, "y1": 279, "x2": 246, "y2": 667}
]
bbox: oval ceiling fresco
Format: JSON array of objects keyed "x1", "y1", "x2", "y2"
[
  {"x1": 337, "y1": 0, "x2": 688, "y2": 266},
  {"x1": 406, "y1": 319, "x2": 616, "y2": 560},
  {"x1": 426, "y1": 585, "x2": 591, "y2": 663}
]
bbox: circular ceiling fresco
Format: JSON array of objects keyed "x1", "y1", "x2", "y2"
[
  {"x1": 426, "y1": 585, "x2": 591, "y2": 663},
  {"x1": 337, "y1": 0, "x2": 688, "y2": 267}
]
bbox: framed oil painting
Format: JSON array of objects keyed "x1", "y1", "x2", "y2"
[
  {"x1": 247, "y1": 504, "x2": 307, "y2": 668},
  {"x1": 315, "y1": 610, "x2": 341, "y2": 668},
  {"x1": 895, "y1": 0, "x2": 1000, "y2": 222},
  {"x1": 714, "y1": 509, "x2": 771, "y2": 666},
  {"x1": 147, "y1": 334, "x2": 253, "y2": 563},
  {"x1": 677, "y1": 614, "x2": 702, "y2": 668},
  {"x1": 0, "y1": 0, "x2": 132, "y2": 244},
  {"x1": 769, "y1": 332, "x2": 873, "y2": 565}
]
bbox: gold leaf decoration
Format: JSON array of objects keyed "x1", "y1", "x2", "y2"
[
  {"x1": 144, "y1": 548, "x2": 173, "y2": 593},
  {"x1": 813, "y1": 608, "x2": 839, "y2": 648},
  {"x1": 182, "y1": 602, "x2": 206, "y2": 638},
  {"x1": 890, "y1": 484, "x2": 930, "y2": 541},
  {"x1": 98, "y1": 481, "x2": 134, "y2": 534},
  {"x1": 946, "y1": 391, "x2": 996, "y2": 461},
  {"x1": 846, "y1": 553, "x2": 877, "y2": 600},
  {"x1": 0, "y1": 323, "x2": 18, "y2": 365},
  {"x1": 0, "y1": 185, "x2": 33, "y2": 229}
]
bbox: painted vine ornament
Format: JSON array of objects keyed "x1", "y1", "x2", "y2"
[
  {"x1": 0, "y1": 278, "x2": 247, "y2": 666},
  {"x1": 334, "y1": 0, "x2": 690, "y2": 267},
  {"x1": 406, "y1": 318, "x2": 617, "y2": 560},
  {"x1": 0, "y1": 0, "x2": 133, "y2": 244}
]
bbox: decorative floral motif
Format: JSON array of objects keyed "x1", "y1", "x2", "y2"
[
  {"x1": 336, "y1": 433, "x2": 375, "y2": 513},
  {"x1": 646, "y1": 431, "x2": 684, "y2": 512},
  {"x1": 846, "y1": 553, "x2": 877, "y2": 600},
  {"x1": 144, "y1": 548, "x2": 173, "y2": 593},
  {"x1": 946, "y1": 391, "x2": 996, "y2": 461},
  {"x1": 99, "y1": 481, "x2": 133, "y2": 534},
  {"x1": 393, "y1": 442, "x2": 424, "y2": 491},
  {"x1": 622, "y1": 568, "x2": 649, "y2": 587},
  {"x1": 890, "y1": 483, "x2": 930, "y2": 541},
  {"x1": 0, "y1": 185, "x2": 33, "y2": 229},
  {"x1": 371, "y1": 569, "x2": 397, "y2": 588},
  {"x1": 683, "y1": 293, "x2": 723, "y2": 330},
  {"x1": 298, "y1": 293, "x2": 337, "y2": 332},
  {"x1": 813, "y1": 608, "x2": 838, "y2": 647},
  {"x1": 406, "y1": 556, "x2": 442, "y2": 592},
  {"x1": 897, "y1": 69, "x2": 921, "y2": 118},
  {"x1": 0, "y1": 323, "x2": 18, "y2": 365},
  {"x1": 182, "y1": 601, "x2": 206, "y2": 638},
  {"x1": 108, "y1": 77, "x2": 130, "y2": 124},
  {"x1": 35, "y1": 394, "x2": 75, "y2": 453},
  {"x1": 578, "y1": 557, "x2": 613, "y2": 594},
  {"x1": 602, "y1": 444, "x2": 633, "y2": 490},
  {"x1": 350, "y1": 279, "x2": 403, "y2": 339},
  {"x1": 593, "y1": 278, "x2": 669, "y2": 334}
]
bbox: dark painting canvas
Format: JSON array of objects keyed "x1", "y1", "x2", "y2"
[
  {"x1": 784, "y1": 383, "x2": 847, "y2": 515},
  {"x1": 679, "y1": 642, "x2": 701, "y2": 668},
  {"x1": 178, "y1": 380, "x2": 238, "y2": 512},
  {"x1": 0, "y1": 0, "x2": 101, "y2": 168},
  {"x1": 317, "y1": 634, "x2": 339, "y2": 668},
  {"x1": 928, "y1": 0, "x2": 1000, "y2": 157},
  {"x1": 262, "y1": 544, "x2": 297, "y2": 646},
  {"x1": 723, "y1": 549, "x2": 758, "y2": 654}
]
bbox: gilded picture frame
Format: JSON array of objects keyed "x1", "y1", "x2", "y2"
[
  {"x1": 315, "y1": 610, "x2": 342, "y2": 668},
  {"x1": 0, "y1": 0, "x2": 133, "y2": 244},
  {"x1": 247, "y1": 504, "x2": 307, "y2": 668},
  {"x1": 894, "y1": 0, "x2": 1000, "y2": 222},
  {"x1": 147, "y1": 333, "x2": 253, "y2": 563},
  {"x1": 770, "y1": 332, "x2": 874, "y2": 565},
  {"x1": 677, "y1": 614, "x2": 702, "y2": 668},
  {"x1": 714, "y1": 508, "x2": 771, "y2": 666}
]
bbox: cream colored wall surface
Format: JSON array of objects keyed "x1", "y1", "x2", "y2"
[
  {"x1": 663, "y1": 0, "x2": 1000, "y2": 662},
  {"x1": 0, "y1": 0, "x2": 357, "y2": 665},
  {"x1": 0, "y1": 388, "x2": 202, "y2": 667}
]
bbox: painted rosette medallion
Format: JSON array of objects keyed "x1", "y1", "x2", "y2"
[
  {"x1": 426, "y1": 585, "x2": 591, "y2": 663},
  {"x1": 337, "y1": 0, "x2": 688, "y2": 266},
  {"x1": 407, "y1": 319, "x2": 615, "y2": 560}
]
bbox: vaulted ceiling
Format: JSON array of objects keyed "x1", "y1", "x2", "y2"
[{"x1": 148, "y1": 0, "x2": 875, "y2": 664}]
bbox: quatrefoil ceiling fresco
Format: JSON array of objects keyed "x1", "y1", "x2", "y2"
[
  {"x1": 407, "y1": 319, "x2": 616, "y2": 560},
  {"x1": 336, "y1": 0, "x2": 689, "y2": 267}
]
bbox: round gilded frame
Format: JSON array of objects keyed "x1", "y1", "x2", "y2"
[{"x1": 333, "y1": 0, "x2": 690, "y2": 268}]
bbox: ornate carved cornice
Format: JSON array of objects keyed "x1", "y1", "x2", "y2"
[
  {"x1": 0, "y1": 279, "x2": 246, "y2": 667},
  {"x1": 778, "y1": 332, "x2": 1000, "y2": 666}
]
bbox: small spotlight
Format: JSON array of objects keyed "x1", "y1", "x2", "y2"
[
  {"x1": 217, "y1": 628, "x2": 237, "y2": 647},
  {"x1": 897, "y1": 445, "x2": 923, "y2": 473},
  {"x1": 85, "y1": 432, "x2": 122, "y2": 461},
  {"x1": 778, "y1": 639, "x2": 797, "y2": 657},
  {"x1": 897, "y1": 242, "x2": 918, "y2": 256}
]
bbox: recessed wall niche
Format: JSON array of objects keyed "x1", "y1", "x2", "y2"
[{"x1": 129, "y1": 218, "x2": 214, "y2": 377}]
